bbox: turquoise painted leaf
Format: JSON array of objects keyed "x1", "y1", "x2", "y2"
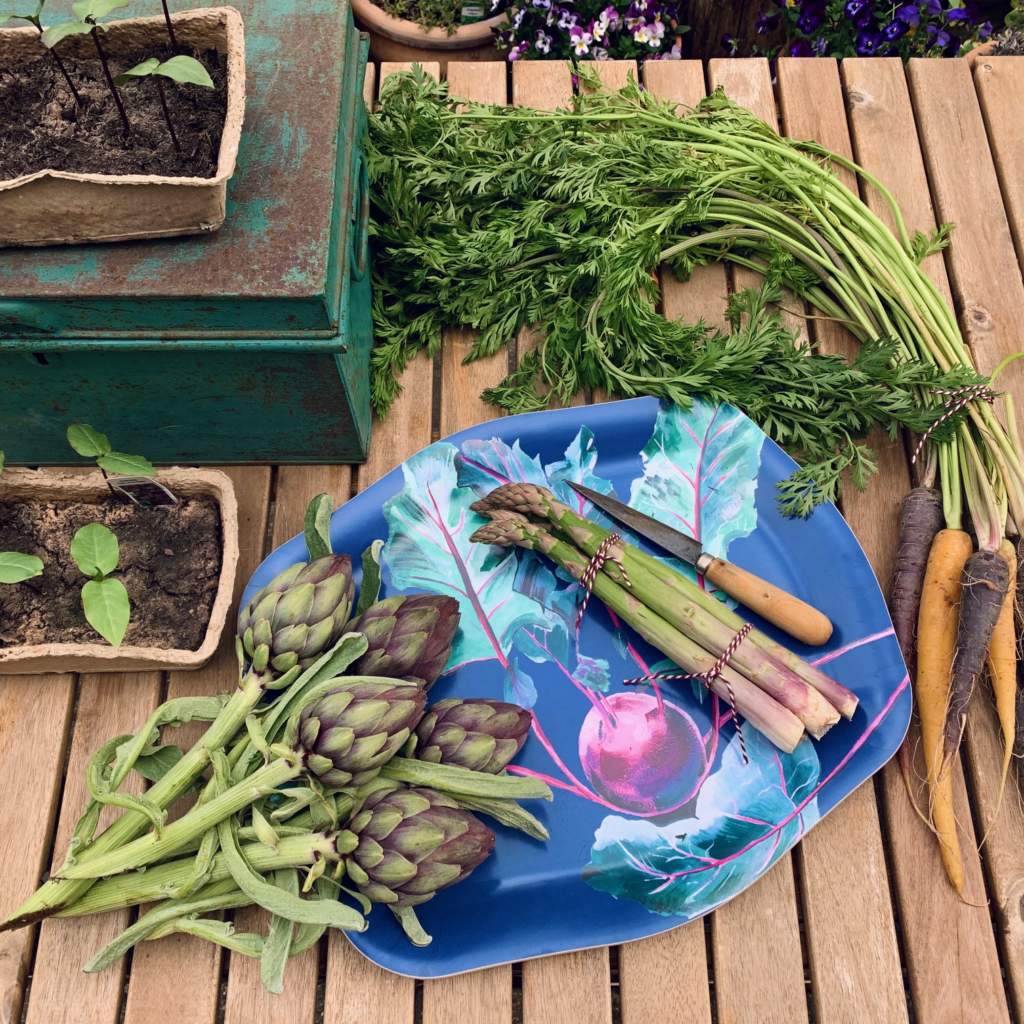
[
  {"x1": 574, "y1": 654, "x2": 611, "y2": 693},
  {"x1": 583, "y1": 730, "x2": 820, "y2": 918},
  {"x1": 382, "y1": 443, "x2": 548, "y2": 673},
  {"x1": 504, "y1": 657, "x2": 538, "y2": 709},
  {"x1": 629, "y1": 400, "x2": 765, "y2": 601},
  {"x1": 456, "y1": 427, "x2": 615, "y2": 524}
]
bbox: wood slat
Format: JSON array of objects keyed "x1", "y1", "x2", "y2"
[
  {"x1": 118, "y1": 468, "x2": 273, "y2": 1024},
  {"x1": 320, "y1": 60, "x2": 431, "y2": 1024},
  {"x1": 0, "y1": 673, "x2": 74, "y2": 1024},
  {"x1": 25, "y1": 672, "x2": 162, "y2": 1024},
  {"x1": 843, "y1": 56, "x2": 1011, "y2": 1024},
  {"x1": 419, "y1": 59, "x2": 515, "y2": 1024},
  {"x1": 908, "y1": 56, "x2": 1024, "y2": 1018},
  {"x1": 972, "y1": 57, "x2": 1024, "y2": 276},
  {"x1": 224, "y1": 468, "x2": 321, "y2": 1024},
  {"x1": 511, "y1": 56, "x2": 611, "y2": 1024},
  {"x1": 610, "y1": 58, "x2": 718, "y2": 1024},
  {"x1": 774, "y1": 57, "x2": 910, "y2": 1024},
  {"x1": 644, "y1": 61, "x2": 729, "y2": 331},
  {"x1": 700, "y1": 57, "x2": 808, "y2": 1024}
]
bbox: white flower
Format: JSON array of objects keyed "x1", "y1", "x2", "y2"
[
  {"x1": 592, "y1": 18, "x2": 606, "y2": 39},
  {"x1": 536, "y1": 28, "x2": 552, "y2": 52},
  {"x1": 633, "y1": 23, "x2": 651, "y2": 43}
]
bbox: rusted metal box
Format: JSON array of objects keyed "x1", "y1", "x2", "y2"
[{"x1": 0, "y1": 0, "x2": 372, "y2": 465}]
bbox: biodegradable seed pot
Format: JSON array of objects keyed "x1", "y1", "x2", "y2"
[
  {"x1": 0, "y1": 6, "x2": 245, "y2": 247},
  {"x1": 0, "y1": 467, "x2": 239, "y2": 673}
]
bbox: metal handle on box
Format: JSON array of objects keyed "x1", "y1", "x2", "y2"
[{"x1": 350, "y1": 150, "x2": 370, "y2": 282}]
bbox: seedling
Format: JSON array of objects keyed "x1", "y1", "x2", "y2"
[
  {"x1": 42, "y1": 0, "x2": 132, "y2": 136},
  {"x1": 67, "y1": 422, "x2": 154, "y2": 480},
  {"x1": 0, "y1": 449, "x2": 45, "y2": 585},
  {"x1": 70, "y1": 522, "x2": 130, "y2": 645},
  {"x1": 117, "y1": 54, "x2": 212, "y2": 156},
  {"x1": 1, "y1": 1, "x2": 83, "y2": 105}
]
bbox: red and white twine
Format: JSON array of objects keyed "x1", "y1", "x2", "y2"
[
  {"x1": 574, "y1": 534, "x2": 752, "y2": 765},
  {"x1": 622, "y1": 623, "x2": 753, "y2": 765},
  {"x1": 574, "y1": 533, "x2": 630, "y2": 631},
  {"x1": 912, "y1": 382, "x2": 998, "y2": 465}
]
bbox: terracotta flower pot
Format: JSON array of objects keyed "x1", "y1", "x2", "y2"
[
  {"x1": 0, "y1": 7, "x2": 246, "y2": 248},
  {"x1": 0, "y1": 467, "x2": 239, "y2": 674},
  {"x1": 351, "y1": 0, "x2": 505, "y2": 51}
]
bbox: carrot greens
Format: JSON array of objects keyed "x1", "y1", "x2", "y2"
[{"x1": 368, "y1": 69, "x2": 997, "y2": 520}]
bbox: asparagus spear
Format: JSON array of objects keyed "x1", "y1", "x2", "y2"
[
  {"x1": 474, "y1": 484, "x2": 857, "y2": 718},
  {"x1": 471, "y1": 512, "x2": 805, "y2": 753}
]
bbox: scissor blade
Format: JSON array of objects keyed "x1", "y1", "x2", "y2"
[{"x1": 567, "y1": 482, "x2": 703, "y2": 566}]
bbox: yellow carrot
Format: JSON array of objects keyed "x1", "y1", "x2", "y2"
[
  {"x1": 986, "y1": 538, "x2": 1017, "y2": 813},
  {"x1": 916, "y1": 528, "x2": 973, "y2": 892}
]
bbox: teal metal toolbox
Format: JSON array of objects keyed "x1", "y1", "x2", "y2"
[{"x1": 0, "y1": 0, "x2": 373, "y2": 465}]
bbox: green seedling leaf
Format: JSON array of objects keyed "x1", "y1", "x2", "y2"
[
  {"x1": 155, "y1": 55, "x2": 214, "y2": 88},
  {"x1": 71, "y1": 522, "x2": 119, "y2": 577},
  {"x1": 115, "y1": 56, "x2": 159, "y2": 83},
  {"x1": 303, "y1": 492, "x2": 333, "y2": 560},
  {"x1": 67, "y1": 423, "x2": 112, "y2": 458},
  {"x1": 98, "y1": 451, "x2": 156, "y2": 477},
  {"x1": 133, "y1": 745, "x2": 184, "y2": 783},
  {"x1": 41, "y1": 19, "x2": 91, "y2": 46},
  {"x1": 82, "y1": 577, "x2": 130, "y2": 646},
  {"x1": 1, "y1": 2, "x2": 44, "y2": 24},
  {"x1": 72, "y1": 0, "x2": 129, "y2": 21},
  {"x1": 0, "y1": 552, "x2": 44, "y2": 584},
  {"x1": 0, "y1": 450, "x2": 5, "y2": 473}
]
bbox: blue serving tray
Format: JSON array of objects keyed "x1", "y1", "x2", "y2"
[{"x1": 244, "y1": 397, "x2": 910, "y2": 978}]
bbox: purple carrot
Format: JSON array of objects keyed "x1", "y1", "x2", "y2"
[
  {"x1": 943, "y1": 548, "x2": 1010, "y2": 770},
  {"x1": 889, "y1": 487, "x2": 944, "y2": 673}
]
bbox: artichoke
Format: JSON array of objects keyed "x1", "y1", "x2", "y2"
[
  {"x1": 348, "y1": 595, "x2": 460, "y2": 687},
  {"x1": 344, "y1": 782, "x2": 494, "y2": 942},
  {"x1": 238, "y1": 555, "x2": 355, "y2": 674},
  {"x1": 413, "y1": 699, "x2": 531, "y2": 774},
  {"x1": 297, "y1": 679, "x2": 426, "y2": 789}
]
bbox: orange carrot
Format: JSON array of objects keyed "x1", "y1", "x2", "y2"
[{"x1": 916, "y1": 528, "x2": 972, "y2": 892}]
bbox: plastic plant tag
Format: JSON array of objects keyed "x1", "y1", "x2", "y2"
[{"x1": 109, "y1": 477, "x2": 179, "y2": 508}]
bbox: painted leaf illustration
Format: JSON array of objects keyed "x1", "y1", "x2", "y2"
[
  {"x1": 457, "y1": 426, "x2": 615, "y2": 522},
  {"x1": 382, "y1": 442, "x2": 548, "y2": 674},
  {"x1": 583, "y1": 730, "x2": 820, "y2": 918},
  {"x1": 504, "y1": 657, "x2": 538, "y2": 709},
  {"x1": 628, "y1": 400, "x2": 764, "y2": 599}
]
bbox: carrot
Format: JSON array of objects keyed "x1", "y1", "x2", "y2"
[
  {"x1": 888, "y1": 487, "x2": 943, "y2": 821},
  {"x1": 1013, "y1": 538, "x2": 1024, "y2": 799},
  {"x1": 916, "y1": 528, "x2": 972, "y2": 891},
  {"x1": 890, "y1": 486, "x2": 944, "y2": 671},
  {"x1": 986, "y1": 538, "x2": 1017, "y2": 811},
  {"x1": 944, "y1": 548, "x2": 1011, "y2": 770}
]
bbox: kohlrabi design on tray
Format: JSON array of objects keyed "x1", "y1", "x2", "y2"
[{"x1": 379, "y1": 399, "x2": 842, "y2": 920}]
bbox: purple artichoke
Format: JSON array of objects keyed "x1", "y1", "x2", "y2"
[
  {"x1": 347, "y1": 595, "x2": 460, "y2": 687},
  {"x1": 413, "y1": 698, "x2": 532, "y2": 774},
  {"x1": 344, "y1": 783, "x2": 494, "y2": 910},
  {"x1": 297, "y1": 679, "x2": 426, "y2": 789},
  {"x1": 238, "y1": 555, "x2": 355, "y2": 675}
]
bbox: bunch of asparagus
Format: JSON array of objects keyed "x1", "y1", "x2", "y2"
[
  {"x1": 471, "y1": 484, "x2": 857, "y2": 752},
  {"x1": 1, "y1": 517, "x2": 550, "y2": 993}
]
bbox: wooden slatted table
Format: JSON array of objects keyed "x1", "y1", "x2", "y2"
[{"x1": 2, "y1": 54, "x2": 1023, "y2": 1024}]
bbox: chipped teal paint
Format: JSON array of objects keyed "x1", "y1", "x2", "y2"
[{"x1": 0, "y1": 6, "x2": 373, "y2": 465}]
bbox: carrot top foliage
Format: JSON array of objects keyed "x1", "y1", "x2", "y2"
[{"x1": 369, "y1": 68, "x2": 1019, "y2": 533}]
